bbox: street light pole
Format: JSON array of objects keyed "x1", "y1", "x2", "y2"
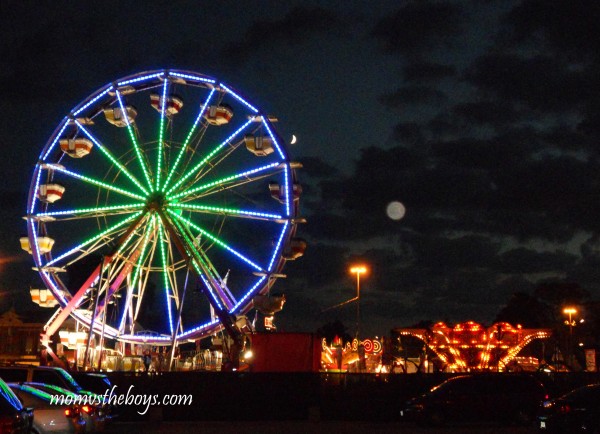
[
  {"x1": 563, "y1": 307, "x2": 577, "y2": 368},
  {"x1": 350, "y1": 266, "x2": 367, "y2": 339}
]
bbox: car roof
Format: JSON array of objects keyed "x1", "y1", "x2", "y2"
[
  {"x1": 23, "y1": 382, "x2": 79, "y2": 397},
  {"x1": 9, "y1": 383, "x2": 56, "y2": 402},
  {"x1": 562, "y1": 383, "x2": 600, "y2": 401},
  {"x1": 431, "y1": 374, "x2": 543, "y2": 392}
]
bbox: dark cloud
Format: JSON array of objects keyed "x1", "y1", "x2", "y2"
[
  {"x1": 580, "y1": 235, "x2": 600, "y2": 259},
  {"x1": 378, "y1": 85, "x2": 447, "y2": 109},
  {"x1": 353, "y1": 146, "x2": 426, "y2": 174},
  {"x1": 567, "y1": 259, "x2": 600, "y2": 296},
  {"x1": 412, "y1": 234, "x2": 500, "y2": 271},
  {"x1": 336, "y1": 155, "x2": 494, "y2": 213},
  {"x1": 468, "y1": 209, "x2": 574, "y2": 244},
  {"x1": 350, "y1": 247, "x2": 412, "y2": 294},
  {"x1": 430, "y1": 134, "x2": 534, "y2": 171},
  {"x1": 492, "y1": 156, "x2": 600, "y2": 231},
  {"x1": 297, "y1": 156, "x2": 339, "y2": 180},
  {"x1": 371, "y1": 1, "x2": 463, "y2": 57},
  {"x1": 465, "y1": 53, "x2": 588, "y2": 112},
  {"x1": 498, "y1": 247, "x2": 578, "y2": 274},
  {"x1": 505, "y1": 0, "x2": 600, "y2": 61},
  {"x1": 301, "y1": 212, "x2": 351, "y2": 241},
  {"x1": 221, "y1": 6, "x2": 341, "y2": 66},
  {"x1": 495, "y1": 276, "x2": 536, "y2": 299},
  {"x1": 403, "y1": 62, "x2": 457, "y2": 82},
  {"x1": 540, "y1": 126, "x2": 597, "y2": 154},
  {"x1": 285, "y1": 242, "x2": 349, "y2": 288},
  {"x1": 450, "y1": 100, "x2": 522, "y2": 129},
  {"x1": 391, "y1": 122, "x2": 427, "y2": 146},
  {"x1": 441, "y1": 269, "x2": 505, "y2": 305},
  {"x1": 427, "y1": 115, "x2": 465, "y2": 138}
]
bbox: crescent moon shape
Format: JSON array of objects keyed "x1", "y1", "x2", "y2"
[{"x1": 291, "y1": 134, "x2": 297, "y2": 144}]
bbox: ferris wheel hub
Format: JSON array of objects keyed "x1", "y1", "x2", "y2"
[{"x1": 146, "y1": 192, "x2": 167, "y2": 211}]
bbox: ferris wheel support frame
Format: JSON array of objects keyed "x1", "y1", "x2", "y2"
[
  {"x1": 157, "y1": 208, "x2": 246, "y2": 360},
  {"x1": 39, "y1": 212, "x2": 147, "y2": 363}
]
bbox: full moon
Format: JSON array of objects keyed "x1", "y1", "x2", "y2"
[{"x1": 386, "y1": 201, "x2": 406, "y2": 220}]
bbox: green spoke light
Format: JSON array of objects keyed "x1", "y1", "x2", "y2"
[
  {"x1": 162, "y1": 88, "x2": 216, "y2": 192},
  {"x1": 171, "y1": 203, "x2": 282, "y2": 221},
  {"x1": 76, "y1": 121, "x2": 150, "y2": 196},
  {"x1": 116, "y1": 90, "x2": 153, "y2": 191},
  {"x1": 158, "y1": 221, "x2": 174, "y2": 333},
  {"x1": 168, "y1": 213, "x2": 225, "y2": 310},
  {"x1": 45, "y1": 212, "x2": 143, "y2": 267},
  {"x1": 155, "y1": 77, "x2": 168, "y2": 192},
  {"x1": 35, "y1": 203, "x2": 144, "y2": 218},
  {"x1": 47, "y1": 164, "x2": 146, "y2": 201},
  {"x1": 166, "y1": 119, "x2": 253, "y2": 196},
  {"x1": 118, "y1": 215, "x2": 156, "y2": 332},
  {"x1": 168, "y1": 209, "x2": 264, "y2": 272},
  {"x1": 168, "y1": 162, "x2": 280, "y2": 201}
]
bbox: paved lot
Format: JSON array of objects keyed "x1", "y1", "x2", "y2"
[{"x1": 110, "y1": 421, "x2": 539, "y2": 434}]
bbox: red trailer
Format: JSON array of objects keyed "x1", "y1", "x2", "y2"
[{"x1": 251, "y1": 333, "x2": 321, "y2": 372}]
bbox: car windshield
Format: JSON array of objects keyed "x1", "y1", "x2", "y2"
[{"x1": 0, "y1": 380, "x2": 23, "y2": 411}]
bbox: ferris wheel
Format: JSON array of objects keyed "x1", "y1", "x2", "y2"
[{"x1": 23, "y1": 69, "x2": 304, "y2": 346}]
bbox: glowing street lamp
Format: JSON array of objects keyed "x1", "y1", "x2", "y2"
[
  {"x1": 350, "y1": 265, "x2": 367, "y2": 338},
  {"x1": 350, "y1": 266, "x2": 367, "y2": 297},
  {"x1": 564, "y1": 307, "x2": 577, "y2": 324}
]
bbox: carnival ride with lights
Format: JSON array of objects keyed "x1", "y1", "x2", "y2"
[
  {"x1": 321, "y1": 336, "x2": 386, "y2": 373},
  {"x1": 394, "y1": 321, "x2": 552, "y2": 372},
  {"x1": 21, "y1": 69, "x2": 305, "y2": 366}
]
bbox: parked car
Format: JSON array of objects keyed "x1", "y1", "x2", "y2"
[
  {"x1": 401, "y1": 374, "x2": 548, "y2": 426},
  {"x1": 23, "y1": 383, "x2": 107, "y2": 432},
  {"x1": 0, "y1": 377, "x2": 33, "y2": 434},
  {"x1": 8, "y1": 383, "x2": 86, "y2": 434},
  {"x1": 537, "y1": 383, "x2": 600, "y2": 433},
  {"x1": 68, "y1": 373, "x2": 119, "y2": 421}
]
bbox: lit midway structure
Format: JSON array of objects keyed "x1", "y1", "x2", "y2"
[
  {"x1": 22, "y1": 69, "x2": 305, "y2": 364},
  {"x1": 394, "y1": 321, "x2": 551, "y2": 372}
]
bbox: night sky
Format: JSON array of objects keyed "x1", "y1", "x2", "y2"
[{"x1": 2, "y1": 1, "x2": 600, "y2": 338}]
